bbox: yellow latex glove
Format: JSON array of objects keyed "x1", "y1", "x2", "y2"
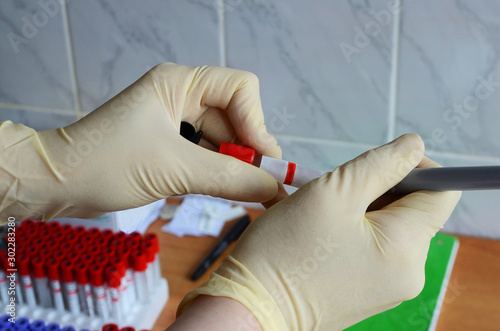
[
  {"x1": 0, "y1": 63, "x2": 281, "y2": 222},
  {"x1": 178, "y1": 134, "x2": 462, "y2": 330}
]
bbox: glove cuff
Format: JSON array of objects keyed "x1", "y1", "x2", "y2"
[
  {"x1": 0, "y1": 121, "x2": 71, "y2": 222},
  {"x1": 177, "y1": 256, "x2": 288, "y2": 331}
]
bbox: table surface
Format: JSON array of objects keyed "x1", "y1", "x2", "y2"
[{"x1": 148, "y1": 200, "x2": 500, "y2": 331}]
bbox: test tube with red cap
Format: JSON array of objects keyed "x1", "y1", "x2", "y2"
[
  {"x1": 17, "y1": 255, "x2": 36, "y2": 308},
  {"x1": 89, "y1": 264, "x2": 109, "y2": 319},
  {"x1": 0, "y1": 251, "x2": 9, "y2": 305},
  {"x1": 60, "y1": 260, "x2": 80, "y2": 314},
  {"x1": 105, "y1": 266, "x2": 123, "y2": 322},
  {"x1": 109, "y1": 256, "x2": 129, "y2": 313},
  {"x1": 47, "y1": 259, "x2": 65, "y2": 312},
  {"x1": 30, "y1": 256, "x2": 51, "y2": 307},
  {"x1": 142, "y1": 243, "x2": 155, "y2": 294},
  {"x1": 144, "y1": 233, "x2": 161, "y2": 287},
  {"x1": 219, "y1": 142, "x2": 325, "y2": 187},
  {"x1": 131, "y1": 251, "x2": 149, "y2": 303},
  {"x1": 75, "y1": 262, "x2": 94, "y2": 317},
  {"x1": 117, "y1": 248, "x2": 136, "y2": 305}
]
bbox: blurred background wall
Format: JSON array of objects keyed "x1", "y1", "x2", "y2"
[{"x1": 1, "y1": 0, "x2": 499, "y2": 238}]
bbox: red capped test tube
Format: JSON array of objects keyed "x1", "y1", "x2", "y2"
[{"x1": 60, "y1": 260, "x2": 80, "y2": 314}]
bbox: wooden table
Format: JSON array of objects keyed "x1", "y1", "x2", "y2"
[{"x1": 148, "y1": 201, "x2": 500, "y2": 330}]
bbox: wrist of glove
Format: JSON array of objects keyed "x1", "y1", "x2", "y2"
[{"x1": 177, "y1": 134, "x2": 462, "y2": 331}]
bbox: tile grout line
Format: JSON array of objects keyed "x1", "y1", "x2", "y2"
[
  {"x1": 274, "y1": 133, "x2": 500, "y2": 163},
  {"x1": 61, "y1": 0, "x2": 82, "y2": 120},
  {"x1": 386, "y1": 0, "x2": 403, "y2": 142},
  {"x1": 218, "y1": 0, "x2": 227, "y2": 67}
]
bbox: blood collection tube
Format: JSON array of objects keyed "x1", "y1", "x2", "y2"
[
  {"x1": 30, "y1": 256, "x2": 51, "y2": 307},
  {"x1": 110, "y1": 257, "x2": 128, "y2": 313},
  {"x1": 145, "y1": 233, "x2": 161, "y2": 286},
  {"x1": 105, "y1": 266, "x2": 123, "y2": 322},
  {"x1": 60, "y1": 260, "x2": 80, "y2": 314},
  {"x1": 15, "y1": 317, "x2": 29, "y2": 330},
  {"x1": 120, "y1": 328, "x2": 135, "y2": 331},
  {"x1": 0, "y1": 253, "x2": 9, "y2": 305},
  {"x1": 117, "y1": 248, "x2": 136, "y2": 304},
  {"x1": 17, "y1": 255, "x2": 36, "y2": 308},
  {"x1": 142, "y1": 243, "x2": 155, "y2": 294},
  {"x1": 47, "y1": 259, "x2": 65, "y2": 312},
  {"x1": 89, "y1": 265, "x2": 109, "y2": 319},
  {"x1": 219, "y1": 142, "x2": 325, "y2": 187},
  {"x1": 131, "y1": 251, "x2": 149, "y2": 303},
  {"x1": 75, "y1": 262, "x2": 94, "y2": 317}
]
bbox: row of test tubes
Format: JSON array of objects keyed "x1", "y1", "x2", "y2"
[
  {"x1": 0, "y1": 220, "x2": 163, "y2": 325},
  {"x1": 0, "y1": 314, "x2": 143, "y2": 331}
]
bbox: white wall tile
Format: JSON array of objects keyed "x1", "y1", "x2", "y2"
[
  {"x1": 226, "y1": 0, "x2": 396, "y2": 145},
  {"x1": 397, "y1": 0, "x2": 500, "y2": 158},
  {"x1": 68, "y1": 0, "x2": 221, "y2": 112},
  {"x1": 0, "y1": 1, "x2": 75, "y2": 109}
]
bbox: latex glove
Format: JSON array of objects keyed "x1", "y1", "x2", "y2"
[
  {"x1": 178, "y1": 134, "x2": 462, "y2": 330},
  {"x1": 0, "y1": 63, "x2": 282, "y2": 222}
]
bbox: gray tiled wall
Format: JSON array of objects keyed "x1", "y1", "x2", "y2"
[{"x1": 1, "y1": 0, "x2": 499, "y2": 238}]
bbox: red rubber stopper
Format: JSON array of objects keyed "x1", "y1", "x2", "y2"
[
  {"x1": 219, "y1": 142, "x2": 255, "y2": 164},
  {"x1": 131, "y1": 251, "x2": 147, "y2": 272}
]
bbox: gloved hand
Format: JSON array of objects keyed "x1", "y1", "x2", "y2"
[
  {"x1": 177, "y1": 134, "x2": 462, "y2": 330},
  {"x1": 0, "y1": 63, "x2": 282, "y2": 221}
]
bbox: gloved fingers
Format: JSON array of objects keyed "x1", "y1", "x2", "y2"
[
  {"x1": 261, "y1": 183, "x2": 289, "y2": 209},
  {"x1": 185, "y1": 66, "x2": 282, "y2": 159},
  {"x1": 194, "y1": 106, "x2": 237, "y2": 147},
  {"x1": 331, "y1": 134, "x2": 424, "y2": 207},
  {"x1": 171, "y1": 139, "x2": 279, "y2": 202}
]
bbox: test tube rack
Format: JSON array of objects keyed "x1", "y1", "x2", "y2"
[{"x1": 0, "y1": 220, "x2": 169, "y2": 330}]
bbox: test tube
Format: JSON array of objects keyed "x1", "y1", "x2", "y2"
[
  {"x1": 145, "y1": 233, "x2": 161, "y2": 287},
  {"x1": 17, "y1": 255, "x2": 36, "y2": 308},
  {"x1": 0, "y1": 253, "x2": 9, "y2": 305},
  {"x1": 131, "y1": 251, "x2": 149, "y2": 303},
  {"x1": 105, "y1": 266, "x2": 123, "y2": 322},
  {"x1": 30, "y1": 257, "x2": 51, "y2": 307},
  {"x1": 75, "y1": 263, "x2": 94, "y2": 317},
  {"x1": 47, "y1": 259, "x2": 65, "y2": 312},
  {"x1": 142, "y1": 243, "x2": 155, "y2": 294},
  {"x1": 89, "y1": 265, "x2": 109, "y2": 319},
  {"x1": 219, "y1": 142, "x2": 324, "y2": 187},
  {"x1": 60, "y1": 260, "x2": 80, "y2": 314},
  {"x1": 117, "y1": 248, "x2": 136, "y2": 305}
]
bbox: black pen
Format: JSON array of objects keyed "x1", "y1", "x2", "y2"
[{"x1": 191, "y1": 215, "x2": 251, "y2": 281}]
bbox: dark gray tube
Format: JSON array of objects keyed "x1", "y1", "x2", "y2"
[{"x1": 390, "y1": 166, "x2": 500, "y2": 194}]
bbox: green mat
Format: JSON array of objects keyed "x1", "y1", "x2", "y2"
[{"x1": 345, "y1": 233, "x2": 459, "y2": 331}]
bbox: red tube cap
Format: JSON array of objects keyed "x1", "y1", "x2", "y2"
[
  {"x1": 127, "y1": 232, "x2": 142, "y2": 245},
  {"x1": 145, "y1": 233, "x2": 159, "y2": 254},
  {"x1": 46, "y1": 259, "x2": 60, "y2": 281},
  {"x1": 219, "y1": 142, "x2": 255, "y2": 164},
  {"x1": 142, "y1": 242, "x2": 155, "y2": 263},
  {"x1": 89, "y1": 265, "x2": 104, "y2": 287},
  {"x1": 102, "y1": 324, "x2": 119, "y2": 331},
  {"x1": 30, "y1": 257, "x2": 46, "y2": 278},
  {"x1": 105, "y1": 266, "x2": 121, "y2": 288},
  {"x1": 17, "y1": 255, "x2": 30, "y2": 276},
  {"x1": 75, "y1": 263, "x2": 89, "y2": 285},
  {"x1": 61, "y1": 260, "x2": 75, "y2": 283},
  {"x1": 131, "y1": 251, "x2": 147, "y2": 272}
]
